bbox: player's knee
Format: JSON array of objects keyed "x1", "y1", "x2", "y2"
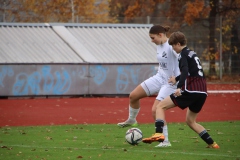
[
  {"x1": 151, "y1": 109, "x2": 156, "y2": 116},
  {"x1": 156, "y1": 103, "x2": 166, "y2": 110},
  {"x1": 186, "y1": 119, "x2": 194, "y2": 128},
  {"x1": 129, "y1": 92, "x2": 137, "y2": 102},
  {"x1": 156, "y1": 106, "x2": 165, "y2": 113}
]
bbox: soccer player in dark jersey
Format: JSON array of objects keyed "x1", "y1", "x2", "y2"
[{"x1": 142, "y1": 31, "x2": 220, "y2": 149}]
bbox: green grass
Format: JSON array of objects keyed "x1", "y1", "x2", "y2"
[{"x1": 0, "y1": 121, "x2": 240, "y2": 160}]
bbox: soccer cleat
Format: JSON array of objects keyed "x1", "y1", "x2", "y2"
[
  {"x1": 117, "y1": 120, "x2": 138, "y2": 128},
  {"x1": 206, "y1": 142, "x2": 220, "y2": 149},
  {"x1": 155, "y1": 141, "x2": 172, "y2": 147},
  {"x1": 142, "y1": 133, "x2": 165, "y2": 144}
]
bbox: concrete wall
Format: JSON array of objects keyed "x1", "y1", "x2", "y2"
[{"x1": 0, "y1": 63, "x2": 158, "y2": 96}]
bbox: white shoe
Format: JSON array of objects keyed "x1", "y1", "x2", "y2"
[
  {"x1": 117, "y1": 120, "x2": 138, "y2": 128},
  {"x1": 155, "y1": 141, "x2": 172, "y2": 147}
]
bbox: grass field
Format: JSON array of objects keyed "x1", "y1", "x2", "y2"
[{"x1": 0, "y1": 121, "x2": 239, "y2": 160}]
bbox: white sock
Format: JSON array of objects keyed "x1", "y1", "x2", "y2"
[
  {"x1": 128, "y1": 106, "x2": 140, "y2": 122},
  {"x1": 163, "y1": 125, "x2": 169, "y2": 142}
]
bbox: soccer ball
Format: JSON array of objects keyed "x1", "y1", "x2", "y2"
[{"x1": 125, "y1": 128, "x2": 143, "y2": 145}]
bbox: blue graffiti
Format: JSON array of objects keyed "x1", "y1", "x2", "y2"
[
  {"x1": 116, "y1": 66, "x2": 129, "y2": 93},
  {"x1": 77, "y1": 66, "x2": 87, "y2": 78},
  {"x1": 2, "y1": 64, "x2": 158, "y2": 95},
  {"x1": 13, "y1": 66, "x2": 71, "y2": 95},
  {"x1": 116, "y1": 65, "x2": 157, "y2": 93},
  {"x1": 129, "y1": 65, "x2": 141, "y2": 85},
  {"x1": 42, "y1": 66, "x2": 54, "y2": 92},
  {"x1": 13, "y1": 73, "x2": 29, "y2": 95},
  {"x1": 28, "y1": 72, "x2": 41, "y2": 94},
  {"x1": 53, "y1": 71, "x2": 71, "y2": 94},
  {"x1": 0, "y1": 66, "x2": 14, "y2": 87},
  {"x1": 90, "y1": 65, "x2": 108, "y2": 85},
  {"x1": 13, "y1": 72, "x2": 42, "y2": 95}
]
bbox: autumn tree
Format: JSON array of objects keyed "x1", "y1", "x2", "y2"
[
  {"x1": 109, "y1": 0, "x2": 167, "y2": 23},
  {"x1": 206, "y1": 0, "x2": 240, "y2": 76},
  {"x1": 109, "y1": 0, "x2": 209, "y2": 24},
  {"x1": 110, "y1": 0, "x2": 240, "y2": 77},
  {"x1": 207, "y1": 0, "x2": 218, "y2": 75},
  {"x1": 219, "y1": 0, "x2": 240, "y2": 74},
  {"x1": 1, "y1": 0, "x2": 116, "y2": 23}
]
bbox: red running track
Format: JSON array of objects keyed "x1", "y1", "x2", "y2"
[{"x1": 0, "y1": 84, "x2": 240, "y2": 127}]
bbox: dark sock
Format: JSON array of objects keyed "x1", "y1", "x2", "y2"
[
  {"x1": 155, "y1": 119, "x2": 164, "y2": 133},
  {"x1": 199, "y1": 130, "x2": 214, "y2": 144}
]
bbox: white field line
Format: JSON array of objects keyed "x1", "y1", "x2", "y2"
[
  {"x1": 208, "y1": 90, "x2": 240, "y2": 93},
  {"x1": 3, "y1": 144, "x2": 240, "y2": 158}
]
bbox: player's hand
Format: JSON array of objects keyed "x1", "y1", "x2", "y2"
[
  {"x1": 174, "y1": 88, "x2": 182, "y2": 97},
  {"x1": 168, "y1": 76, "x2": 176, "y2": 85}
]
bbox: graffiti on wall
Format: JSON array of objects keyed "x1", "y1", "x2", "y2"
[
  {"x1": 0, "y1": 64, "x2": 157, "y2": 96},
  {"x1": 0, "y1": 66, "x2": 14, "y2": 87},
  {"x1": 90, "y1": 65, "x2": 108, "y2": 85},
  {"x1": 12, "y1": 66, "x2": 71, "y2": 95}
]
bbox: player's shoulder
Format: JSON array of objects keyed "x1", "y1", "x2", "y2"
[
  {"x1": 188, "y1": 50, "x2": 197, "y2": 58},
  {"x1": 181, "y1": 47, "x2": 196, "y2": 57}
]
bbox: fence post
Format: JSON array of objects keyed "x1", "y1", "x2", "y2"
[
  {"x1": 219, "y1": 14, "x2": 222, "y2": 79},
  {"x1": 219, "y1": 0, "x2": 223, "y2": 80}
]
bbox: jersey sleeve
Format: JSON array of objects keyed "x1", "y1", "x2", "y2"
[
  {"x1": 172, "y1": 50, "x2": 179, "y2": 58},
  {"x1": 177, "y1": 53, "x2": 189, "y2": 89},
  {"x1": 172, "y1": 51, "x2": 180, "y2": 77}
]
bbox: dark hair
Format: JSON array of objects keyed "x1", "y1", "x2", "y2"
[
  {"x1": 149, "y1": 25, "x2": 170, "y2": 34},
  {"x1": 168, "y1": 31, "x2": 187, "y2": 46}
]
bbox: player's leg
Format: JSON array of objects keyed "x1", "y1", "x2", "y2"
[
  {"x1": 185, "y1": 108, "x2": 205, "y2": 133},
  {"x1": 186, "y1": 109, "x2": 219, "y2": 148},
  {"x1": 152, "y1": 100, "x2": 171, "y2": 147},
  {"x1": 118, "y1": 74, "x2": 161, "y2": 127},
  {"x1": 117, "y1": 85, "x2": 147, "y2": 127},
  {"x1": 154, "y1": 84, "x2": 176, "y2": 147},
  {"x1": 142, "y1": 96, "x2": 175, "y2": 143},
  {"x1": 186, "y1": 94, "x2": 219, "y2": 149}
]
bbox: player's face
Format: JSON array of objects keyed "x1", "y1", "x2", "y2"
[
  {"x1": 149, "y1": 33, "x2": 162, "y2": 45},
  {"x1": 172, "y1": 43, "x2": 182, "y2": 53}
]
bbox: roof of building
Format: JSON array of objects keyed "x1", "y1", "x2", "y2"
[{"x1": 0, "y1": 23, "x2": 157, "y2": 63}]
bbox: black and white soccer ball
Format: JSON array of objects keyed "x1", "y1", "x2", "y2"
[{"x1": 125, "y1": 128, "x2": 143, "y2": 145}]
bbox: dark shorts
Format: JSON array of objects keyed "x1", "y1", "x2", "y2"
[{"x1": 170, "y1": 92, "x2": 207, "y2": 113}]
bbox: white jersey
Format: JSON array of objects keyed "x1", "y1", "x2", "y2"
[
  {"x1": 141, "y1": 40, "x2": 180, "y2": 100},
  {"x1": 156, "y1": 40, "x2": 180, "y2": 81}
]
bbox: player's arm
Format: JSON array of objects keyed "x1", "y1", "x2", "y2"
[
  {"x1": 172, "y1": 49, "x2": 179, "y2": 58},
  {"x1": 173, "y1": 53, "x2": 180, "y2": 77},
  {"x1": 169, "y1": 59, "x2": 181, "y2": 85},
  {"x1": 173, "y1": 56, "x2": 188, "y2": 97},
  {"x1": 177, "y1": 54, "x2": 188, "y2": 89}
]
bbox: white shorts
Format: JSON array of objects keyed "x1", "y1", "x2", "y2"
[{"x1": 141, "y1": 73, "x2": 177, "y2": 101}]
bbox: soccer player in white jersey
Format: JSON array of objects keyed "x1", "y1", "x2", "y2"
[{"x1": 117, "y1": 25, "x2": 180, "y2": 147}]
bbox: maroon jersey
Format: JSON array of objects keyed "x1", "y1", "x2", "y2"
[{"x1": 175, "y1": 47, "x2": 207, "y2": 94}]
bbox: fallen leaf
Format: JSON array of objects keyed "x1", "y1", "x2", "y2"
[
  {"x1": 1, "y1": 146, "x2": 7, "y2": 148},
  {"x1": 190, "y1": 137, "x2": 198, "y2": 139}
]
